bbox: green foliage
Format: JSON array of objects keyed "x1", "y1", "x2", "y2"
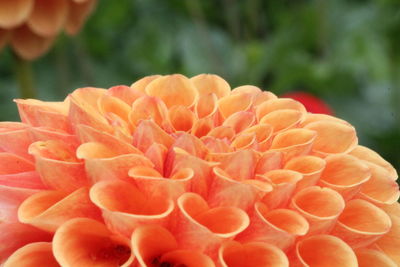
[{"x1": 0, "y1": 0, "x2": 399, "y2": 170}]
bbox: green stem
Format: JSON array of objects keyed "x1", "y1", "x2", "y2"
[{"x1": 14, "y1": 55, "x2": 35, "y2": 99}]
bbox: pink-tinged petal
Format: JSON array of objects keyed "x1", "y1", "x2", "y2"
[
  {"x1": 222, "y1": 111, "x2": 255, "y2": 134},
  {"x1": 146, "y1": 74, "x2": 198, "y2": 108},
  {"x1": 355, "y1": 248, "x2": 397, "y2": 267},
  {"x1": 132, "y1": 120, "x2": 174, "y2": 153},
  {"x1": 191, "y1": 117, "x2": 214, "y2": 138},
  {"x1": 295, "y1": 235, "x2": 358, "y2": 267},
  {"x1": 260, "y1": 170, "x2": 302, "y2": 209},
  {"x1": 259, "y1": 109, "x2": 303, "y2": 134},
  {"x1": 191, "y1": 74, "x2": 231, "y2": 99},
  {"x1": 270, "y1": 128, "x2": 317, "y2": 162},
  {"x1": 175, "y1": 193, "x2": 249, "y2": 256},
  {"x1": 219, "y1": 241, "x2": 288, "y2": 267},
  {"x1": 0, "y1": 153, "x2": 34, "y2": 174},
  {"x1": 236, "y1": 203, "x2": 308, "y2": 250},
  {"x1": 375, "y1": 205, "x2": 400, "y2": 264},
  {"x1": 196, "y1": 93, "x2": 218, "y2": 119},
  {"x1": 253, "y1": 91, "x2": 278, "y2": 106},
  {"x1": 242, "y1": 124, "x2": 273, "y2": 151},
  {"x1": 130, "y1": 75, "x2": 162, "y2": 93},
  {"x1": 172, "y1": 133, "x2": 208, "y2": 158},
  {"x1": 0, "y1": 222, "x2": 52, "y2": 264},
  {"x1": 0, "y1": 122, "x2": 33, "y2": 160},
  {"x1": 90, "y1": 180, "x2": 174, "y2": 237},
  {"x1": 77, "y1": 142, "x2": 153, "y2": 183},
  {"x1": 207, "y1": 126, "x2": 235, "y2": 141},
  {"x1": 53, "y1": 218, "x2": 133, "y2": 267},
  {"x1": 29, "y1": 126, "x2": 80, "y2": 149},
  {"x1": 4, "y1": 242, "x2": 60, "y2": 267},
  {"x1": 10, "y1": 25, "x2": 54, "y2": 60},
  {"x1": 129, "y1": 166, "x2": 193, "y2": 200},
  {"x1": 201, "y1": 136, "x2": 233, "y2": 154},
  {"x1": 0, "y1": 184, "x2": 40, "y2": 222},
  {"x1": 131, "y1": 225, "x2": 178, "y2": 267},
  {"x1": 255, "y1": 151, "x2": 283, "y2": 175},
  {"x1": 304, "y1": 120, "x2": 358, "y2": 156},
  {"x1": 231, "y1": 132, "x2": 257, "y2": 150},
  {"x1": 331, "y1": 199, "x2": 391, "y2": 248},
  {"x1": 0, "y1": 0, "x2": 33, "y2": 29},
  {"x1": 169, "y1": 105, "x2": 196, "y2": 132},
  {"x1": 68, "y1": 87, "x2": 113, "y2": 133},
  {"x1": 299, "y1": 113, "x2": 350, "y2": 127},
  {"x1": 15, "y1": 99, "x2": 71, "y2": 132},
  {"x1": 129, "y1": 96, "x2": 170, "y2": 130},
  {"x1": 29, "y1": 140, "x2": 88, "y2": 192},
  {"x1": 256, "y1": 98, "x2": 307, "y2": 122},
  {"x1": 357, "y1": 162, "x2": 400, "y2": 206},
  {"x1": 0, "y1": 171, "x2": 45, "y2": 189},
  {"x1": 350, "y1": 145, "x2": 398, "y2": 180},
  {"x1": 65, "y1": 0, "x2": 96, "y2": 35},
  {"x1": 161, "y1": 249, "x2": 215, "y2": 267},
  {"x1": 218, "y1": 93, "x2": 253, "y2": 119},
  {"x1": 284, "y1": 155, "x2": 326, "y2": 192},
  {"x1": 18, "y1": 188, "x2": 101, "y2": 233},
  {"x1": 144, "y1": 143, "x2": 168, "y2": 174},
  {"x1": 208, "y1": 167, "x2": 272, "y2": 210},
  {"x1": 98, "y1": 94, "x2": 131, "y2": 124},
  {"x1": 318, "y1": 154, "x2": 371, "y2": 200},
  {"x1": 290, "y1": 186, "x2": 345, "y2": 235},
  {"x1": 27, "y1": 0, "x2": 68, "y2": 37},
  {"x1": 107, "y1": 85, "x2": 145, "y2": 105}
]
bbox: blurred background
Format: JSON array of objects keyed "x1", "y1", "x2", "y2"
[{"x1": 0, "y1": 0, "x2": 399, "y2": 171}]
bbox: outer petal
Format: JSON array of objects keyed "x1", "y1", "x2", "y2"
[
  {"x1": 0, "y1": 122, "x2": 33, "y2": 160},
  {"x1": 191, "y1": 74, "x2": 231, "y2": 99},
  {"x1": 255, "y1": 98, "x2": 306, "y2": 122},
  {"x1": 355, "y1": 249, "x2": 396, "y2": 267},
  {"x1": 218, "y1": 93, "x2": 253, "y2": 119},
  {"x1": 259, "y1": 109, "x2": 303, "y2": 134},
  {"x1": 107, "y1": 85, "x2": 145, "y2": 105},
  {"x1": 195, "y1": 93, "x2": 218, "y2": 119},
  {"x1": 0, "y1": 0, "x2": 33, "y2": 29},
  {"x1": 130, "y1": 75, "x2": 162, "y2": 93},
  {"x1": 4, "y1": 242, "x2": 59, "y2": 267}
]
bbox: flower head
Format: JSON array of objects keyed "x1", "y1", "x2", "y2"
[
  {"x1": 0, "y1": 0, "x2": 96, "y2": 60},
  {"x1": 0, "y1": 74, "x2": 399, "y2": 266}
]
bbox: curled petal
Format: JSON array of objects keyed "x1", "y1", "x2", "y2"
[
  {"x1": 350, "y1": 145, "x2": 398, "y2": 180},
  {"x1": 173, "y1": 133, "x2": 208, "y2": 158},
  {"x1": 295, "y1": 235, "x2": 358, "y2": 267},
  {"x1": 231, "y1": 85, "x2": 262, "y2": 96},
  {"x1": 242, "y1": 124, "x2": 273, "y2": 151},
  {"x1": 218, "y1": 93, "x2": 253, "y2": 119},
  {"x1": 132, "y1": 120, "x2": 174, "y2": 152},
  {"x1": 107, "y1": 85, "x2": 145, "y2": 105},
  {"x1": 259, "y1": 109, "x2": 303, "y2": 134},
  {"x1": 253, "y1": 91, "x2": 278, "y2": 106},
  {"x1": 231, "y1": 132, "x2": 257, "y2": 150},
  {"x1": 290, "y1": 186, "x2": 345, "y2": 235},
  {"x1": 255, "y1": 151, "x2": 283, "y2": 175},
  {"x1": 256, "y1": 98, "x2": 306, "y2": 122},
  {"x1": 27, "y1": 0, "x2": 68, "y2": 37},
  {"x1": 0, "y1": 122, "x2": 33, "y2": 159},
  {"x1": 219, "y1": 241, "x2": 288, "y2": 267},
  {"x1": 300, "y1": 113, "x2": 350, "y2": 127},
  {"x1": 222, "y1": 111, "x2": 255, "y2": 133},
  {"x1": 130, "y1": 75, "x2": 162, "y2": 93},
  {"x1": 4, "y1": 242, "x2": 59, "y2": 267},
  {"x1": 0, "y1": 153, "x2": 34, "y2": 174},
  {"x1": 146, "y1": 74, "x2": 198, "y2": 108},
  {"x1": 319, "y1": 154, "x2": 371, "y2": 200},
  {"x1": 331, "y1": 199, "x2": 391, "y2": 248},
  {"x1": 161, "y1": 250, "x2": 215, "y2": 267},
  {"x1": 65, "y1": 0, "x2": 96, "y2": 35},
  {"x1": 191, "y1": 117, "x2": 214, "y2": 138},
  {"x1": 236, "y1": 203, "x2": 308, "y2": 251},
  {"x1": 202, "y1": 136, "x2": 233, "y2": 154},
  {"x1": 376, "y1": 207, "x2": 400, "y2": 264},
  {"x1": 196, "y1": 93, "x2": 218, "y2": 119},
  {"x1": 355, "y1": 249, "x2": 397, "y2": 267},
  {"x1": 129, "y1": 96, "x2": 170, "y2": 130},
  {"x1": 0, "y1": 0, "x2": 33, "y2": 29},
  {"x1": 98, "y1": 94, "x2": 131, "y2": 124},
  {"x1": 144, "y1": 143, "x2": 168, "y2": 174},
  {"x1": 29, "y1": 127, "x2": 80, "y2": 149},
  {"x1": 53, "y1": 218, "x2": 133, "y2": 267},
  {"x1": 191, "y1": 74, "x2": 231, "y2": 98},
  {"x1": 207, "y1": 126, "x2": 235, "y2": 141},
  {"x1": 284, "y1": 155, "x2": 326, "y2": 191},
  {"x1": 169, "y1": 105, "x2": 196, "y2": 132},
  {"x1": 304, "y1": 120, "x2": 357, "y2": 156}
]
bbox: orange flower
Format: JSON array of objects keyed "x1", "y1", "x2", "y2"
[
  {"x1": 0, "y1": 0, "x2": 96, "y2": 60},
  {"x1": 0, "y1": 74, "x2": 399, "y2": 266}
]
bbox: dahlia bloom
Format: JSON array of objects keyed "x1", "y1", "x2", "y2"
[
  {"x1": 282, "y1": 92, "x2": 334, "y2": 115},
  {"x1": 0, "y1": 74, "x2": 399, "y2": 266},
  {"x1": 0, "y1": 0, "x2": 96, "y2": 60}
]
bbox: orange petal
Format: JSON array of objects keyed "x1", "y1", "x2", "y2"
[
  {"x1": 11, "y1": 25, "x2": 54, "y2": 60},
  {"x1": 260, "y1": 170, "x2": 302, "y2": 209},
  {"x1": 0, "y1": 122, "x2": 33, "y2": 160},
  {"x1": 255, "y1": 151, "x2": 283, "y2": 175},
  {"x1": 253, "y1": 91, "x2": 278, "y2": 106},
  {"x1": 27, "y1": 0, "x2": 68, "y2": 37},
  {"x1": 191, "y1": 74, "x2": 231, "y2": 99},
  {"x1": 236, "y1": 203, "x2": 308, "y2": 251},
  {"x1": 29, "y1": 140, "x2": 88, "y2": 192},
  {"x1": 212, "y1": 150, "x2": 258, "y2": 181},
  {"x1": 107, "y1": 85, "x2": 145, "y2": 105},
  {"x1": 331, "y1": 199, "x2": 392, "y2": 248},
  {"x1": 173, "y1": 133, "x2": 208, "y2": 158},
  {"x1": 218, "y1": 93, "x2": 253, "y2": 119},
  {"x1": 295, "y1": 235, "x2": 358, "y2": 267},
  {"x1": 129, "y1": 95, "x2": 170, "y2": 130},
  {"x1": 290, "y1": 186, "x2": 345, "y2": 235},
  {"x1": 207, "y1": 126, "x2": 235, "y2": 141},
  {"x1": 319, "y1": 154, "x2": 371, "y2": 200},
  {"x1": 349, "y1": 145, "x2": 398, "y2": 180},
  {"x1": 29, "y1": 126, "x2": 80, "y2": 149},
  {"x1": 201, "y1": 136, "x2": 232, "y2": 154},
  {"x1": 175, "y1": 193, "x2": 249, "y2": 255},
  {"x1": 357, "y1": 162, "x2": 400, "y2": 206},
  {"x1": 65, "y1": 0, "x2": 96, "y2": 35},
  {"x1": 146, "y1": 74, "x2": 198, "y2": 108},
  {"x1": 241, "y1": 124, "x2": 273, "y2": 151},
  {"x1": 231, "y1": 132, "x2": 257, "y2": 150},
  {"x1": 256, "y1": 98, "x2": 306, "y2": 122},
  {"x1": 196, "y1": 93, "x2": 218, "y2": 119},
  {"x1": 231, "y1": 85, "x2": 262, "y2": 96},
  {"x1": 259, "y1": 109, "x2": 303, "y2": 134},
  {"x1": 132, "y1": 120, "x2": 174, "y2": 152},
  {"x1": 219, "y1": 241, "x2": 288, "y2": 267},
  {"x1": 304, "y1": 120, "x2": 358, "y2": 156},
  {"x1": 284, "y1": 155, "x2": 326, "y2": 191},
  {"x1": 130, "y1": 75, "x2": 162, "y2": 93},
  {"x1": 53, "y1": 218, "x2": 133, "y2": 267},
  {"x1": 222, "y1": 111, "x2": 255, "y2": 133},
  {"x1": 355, "y1": 248, "x2": 397, "y2": 267},
  {"x1": 144, "y1": 143, "x2": 168, "y2": 174},
  {"x1": 191, "y1": 117, "x2": 214, "y2": 138},
  {"x1": 161, "y1": 249, "x2": 215, "y2": 267},
  {"x1": 90, "y1": 180, "x2": 174, "y2": 237},
  {"x1": 0, "y1": 152, "x2": 34, "y2": 175},
  {"x1": 299, "y1": 113, "x2": 350, "y2": 127},
  {"x1": 169, "y1": 105, "x2": 196, "y2": 132},
  {"x1": 0, "y1": 0, "x2": 33, "y2": 29},
  {"x1": 98, "y1": 94, "x2": 131, "y2": 124},
  {"x1": 270, "y1": 128, "x2": 317, "y2": 162},
  {"x1": 4, "y1": 242, "x2": 59, "y2": 267}
]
